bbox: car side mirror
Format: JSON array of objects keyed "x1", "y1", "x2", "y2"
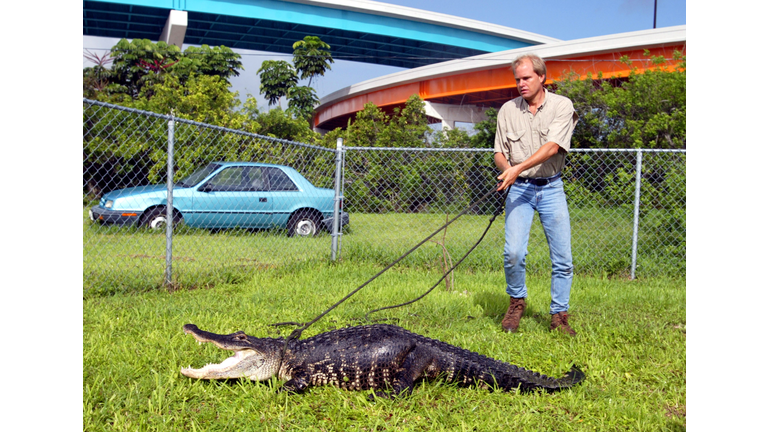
[{"x1": 199, "y1": 183, "x2": 214, "y2": 193}]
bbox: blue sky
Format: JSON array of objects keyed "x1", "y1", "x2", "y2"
[
  {"x1": 82, "y1": 0, "x2": 686, "y2": 108},
  {"x1": 380, "y1": 0, "x2": 686, "y2": 40}
]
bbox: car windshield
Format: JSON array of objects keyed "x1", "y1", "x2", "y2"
[{"x1": 176, "y1": 163, "x2": 221, "y2": 187}]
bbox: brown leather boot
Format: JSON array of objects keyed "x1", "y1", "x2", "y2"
[
  {"x1": 501, "y1": 297, "x2": 526, "y2": 333},
  {"x1": 550, "y1": 312, "x2": 576, "y2": 336}
]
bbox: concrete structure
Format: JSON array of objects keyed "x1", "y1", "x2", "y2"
[
  {"x1": 83, "y1": 0, "x2": 557, "y2": 68},
  {"x1": 158, "y1": 9, "x2": 188, "y2": 48},
  {"x1": 313, "y1": 26, "x2": 686, "y2": 131},
  {"x1": 83, "y1": 1, "x2": 685, "y2": 132}
]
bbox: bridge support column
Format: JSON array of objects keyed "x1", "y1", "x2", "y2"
[
  {"x1": 423, "y1": 101, "x2": 489, "y2": 130},
  {"x1": 160, "y1": 10, "x2": 188, "y2": 48}
]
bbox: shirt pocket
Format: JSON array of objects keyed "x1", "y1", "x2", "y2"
[
  {"x1": 537, "y1": 128, "x2": 550, "y2": 146},
  {"x1": 506, "y1": 130, "x2": 528, "y2": 163}
]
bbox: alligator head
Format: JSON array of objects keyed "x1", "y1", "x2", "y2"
[{"x1": 180, "y1": 324, "x2": 283, "y2": 381}]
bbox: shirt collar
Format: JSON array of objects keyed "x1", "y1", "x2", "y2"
[{"x1": 524, "y1": 88, "x2": 549, "y2": 112}]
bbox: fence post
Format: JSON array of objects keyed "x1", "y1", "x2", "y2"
[
  {"x1": 630, "y1": 149, "x2": 643, "y2": 279},
  {"x1": 331, "y1": 137, "x2": 344, "y2": 261},
  {"x1": 164, "y1": 113, "x2": 175, "y2": 287}
]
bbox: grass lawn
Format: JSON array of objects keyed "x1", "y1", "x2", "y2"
[
  {"x1": 83, "y1": 261, "x2": 685, "y2": 431},
  {"x1": 84, "y1": 206, "x2": 683, "y2": 295}
]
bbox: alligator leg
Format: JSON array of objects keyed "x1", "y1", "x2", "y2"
[
  {"x1": 370, "y1": 346, "x2": 434, "y2": 400},
  {"x1": 279, "y1": 369, "x2": 311, "y2": 394}
]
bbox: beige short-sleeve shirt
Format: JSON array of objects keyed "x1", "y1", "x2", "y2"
[{"x1": 493, "y1": 89, "x2": 579, "y2": 178}]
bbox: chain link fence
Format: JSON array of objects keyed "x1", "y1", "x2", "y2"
[
  {"x1": 83, "y1": 100, "x2": 340, "y2": 295},
  {"x1": 83, "y1": 99, "x2": 685, "y2": 295},
  {"x1": 338, "y1": 146, "x2": 685, "y2": 280}
]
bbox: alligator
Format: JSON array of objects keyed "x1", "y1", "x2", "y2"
[{"x1": 180, "y1": 323, "x2": 585, "y2": 398}]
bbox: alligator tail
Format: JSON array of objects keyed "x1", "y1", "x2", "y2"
[
  {"x1": 516, "y1": 365, "x2": 585, "y2": 393},
  {"x1": 557, "y1": 365, "x2": 586, "y2": 388}
]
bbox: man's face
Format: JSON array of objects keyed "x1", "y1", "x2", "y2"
[{"x1": 513, "y1": 60, "x2": 545, "y2": 101}]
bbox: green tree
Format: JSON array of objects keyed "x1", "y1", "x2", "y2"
[
  {"x1": 257, "y1": 60, "x2": 298, "y2": 107},
  {"x1": 252, "y1": 36, "x2": 333, "y2": 119},
  {"x1": 87, "y1": 39, "x2": 244, "y2": 102},
  {"x1": 329, "y1": 95, "x2": 478, "y2": 213},
  {"x1": 553, "y1": 52, "x2": 686, "y2": 260},
  {"x1": 170, "y1": 44, "x2": 243, "y2": 86},
  {"x1": 469, "y1": 108, "x2": 498, "y2": 149},
  {"x1": 287, "y1": 85, "x2": 320, "y2": 122},
  {"x1": 84, "y1": 73, "x2": 261, "y2": 193},
  {"x1": 292, "y1": 36, "x2": 335, "y2": 87},
  {"x1": 84, "y1": 38, "x2": 334, "y2": 200},
  {"x1": 377, "y1": 95, "x2": 431, "y2": 148},
  {"x1": 344, "y1": 102, "x2": 389, "y2": 147},
  {"x1": 250, "y1": 107, "x2": 319, "y2": 145},
  {"x1": 554, "y1": 50, "x2": 686, "y2": 149},
  {"x1": 132, "y1": 73, "x2": 253, "y2": 130},
  {"x1": 107, "y1": 39, "x2": 182, "y2": 99}
]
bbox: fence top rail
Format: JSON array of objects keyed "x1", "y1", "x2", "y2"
[
  {"x1": 570, "y1": 148, "x2": 686, "y2": 153},
  {"x1": 83, "y1": 98, "x2": 335, "y2": 153},
  {"x1": 345, "y1": 146, "x2": 686, "y2": 154},
  {"x1": 344, "y1": 146, "x2": 490, "y2": 152}
]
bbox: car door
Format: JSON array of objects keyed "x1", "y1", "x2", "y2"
[
  {"x1": 263, "y1": 166, "x2": 303, "y2": 229},
  {"x1": 189, "y1": 165, "x2": 273, "y2": 228}
]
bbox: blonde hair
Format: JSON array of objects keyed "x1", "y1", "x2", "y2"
[{"x1": 511, "y1": 54, "x2": 547, "y2": 81}]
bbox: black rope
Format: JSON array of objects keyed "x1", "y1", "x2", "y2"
[
  {"x1": 363, "y1": 187, "x2": 509, "y2": 320},
  {"x1": 271, "y1": 184, "x2": 510, "y2": 362}
]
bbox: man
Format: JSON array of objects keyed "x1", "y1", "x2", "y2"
[{"x1": 494, "y1": 53, "x2": 579, "y2": 336}]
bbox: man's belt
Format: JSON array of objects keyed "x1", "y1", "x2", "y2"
[{"x1": 515, "y1": 173, "x2": 561, "y2": 186}]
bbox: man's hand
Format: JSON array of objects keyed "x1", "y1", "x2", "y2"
[
  {"x1": 496, "y1": 166, "x2": 520, "y2": 191},
  {"x1": 493, "y1": 143, "x2": 562, "y2": 191}
]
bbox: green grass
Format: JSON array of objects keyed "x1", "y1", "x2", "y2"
[
  {"x1": 83, "y1": 261, "x2": 685, "y2": 431},
  {"x1": 84, "y1": 206, "x2": 683, "y2": 296}
]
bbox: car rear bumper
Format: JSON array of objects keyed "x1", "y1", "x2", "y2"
[
  {"x1": 90, "y1": 206, "x2": 144, "y2": 226},
  {"x1": 322, "y1": 211, "x2": 349, "y2": 232}
]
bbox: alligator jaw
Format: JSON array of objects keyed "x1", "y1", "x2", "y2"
[
  {"x1": 181, "y1": 324, "x2": 281, "y2": 381},
  {"x1": 182, "y1": 324, "x2": 255, "y2": 350},
  {"x1": 180, "y1": 349, "x2": 262, "y2": 380}
]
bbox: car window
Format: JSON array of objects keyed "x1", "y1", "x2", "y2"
[
  {"x1": 245, "y1": 166, "x2": 267, "y2": 191},
  {"x1": 206, "y1": 166, "x2": 251, "y2": 192},
  {"x1": 177, "y1": 163, "x2": 220, "y2": 187},
  {"x1": 266, "y1": 167, "x2": 298, "y2": 191}
]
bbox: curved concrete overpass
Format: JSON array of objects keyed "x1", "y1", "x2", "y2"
[
  {"x1": 83, "y1": 0, "x2": 558, "y2": 68},
  {"x1": 313, "y1": 26, "x2": 686, "y2": 131}
]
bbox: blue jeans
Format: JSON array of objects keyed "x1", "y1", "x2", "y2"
[{"x1": 503, "y1": 177, "x2": 573, "y2": 314}]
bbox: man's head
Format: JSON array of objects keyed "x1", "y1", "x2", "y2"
[{"x1": 511, "y1": 54, "x2": 547, "y2": 102}]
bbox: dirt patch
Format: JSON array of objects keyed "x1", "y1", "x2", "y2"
[{"x1": 664, "y1": 404, "x2": 686, "y2": 418}]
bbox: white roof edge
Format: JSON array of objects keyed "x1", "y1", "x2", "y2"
[
  {"x1": 317, "y1": 25, "x2": 686, "y2": 108},
  {"x1": 281, "y1": 0, "x2": 561, "y2": 44}
]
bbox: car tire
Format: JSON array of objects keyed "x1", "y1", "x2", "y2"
[
  {"x1": 142, "y1": 207, "x2": 181, "y2": 231},
  {"x1": 287, "y1": 210, "x2": 321, "y2": 237}
]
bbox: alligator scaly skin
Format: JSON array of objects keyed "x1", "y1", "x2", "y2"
[{"x1": 181, "y1": 323, "x2": 585, "y2": 398}]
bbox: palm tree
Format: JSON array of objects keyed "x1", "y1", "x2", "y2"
[{"x1": 83, "y1": 49, "x2": 115, "y2": 97}]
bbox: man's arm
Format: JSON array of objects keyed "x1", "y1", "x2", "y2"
[{"x1": 495, "y1": 142, "x2": 562, "y2": 191}]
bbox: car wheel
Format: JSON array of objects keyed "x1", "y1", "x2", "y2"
[
  {"x1": 142, "y1": 207, "x2": 180, "y2": 231},
  {"x1": 287, "y1": 211, "x2": 321, "y2": 237}
]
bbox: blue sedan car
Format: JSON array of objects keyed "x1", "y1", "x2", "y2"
[{"x1": 89, "y1": 162, "x2": 348, "y2": 237}]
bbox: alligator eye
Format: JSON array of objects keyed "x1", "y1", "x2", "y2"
[{"x1": 234, "y1": 332, "x2": 247, "y2": 341}]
